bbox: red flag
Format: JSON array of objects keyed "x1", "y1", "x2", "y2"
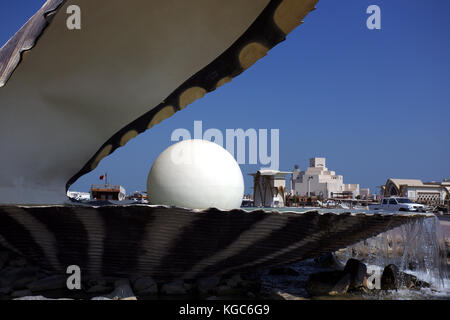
[{"x1": 100, "y1": 175, "x2": 104, "y2": 180}]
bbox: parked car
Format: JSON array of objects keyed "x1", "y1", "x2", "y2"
[{"x1": 372, "y1": 197, "x2": 426, "y2": 212}]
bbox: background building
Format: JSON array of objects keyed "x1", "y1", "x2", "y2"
[
  {"x1": 251, "y1": 169, "x2": 291, "y2": 207},
  {"x1": 90, "y1": 184, "x2": 126, "y2": 201},
  {"x1": 66, "y1": 191, "x2": 91, "y2": 201},
  {"x1": 360, "y1": 188, "x2": 370, "y2": 199},
  {"x1": 290, "y1": 158, "x2": 360, "y2": 199},
  {"x1": 382, "y1": 178, "x2": 450, "y2": 206}
]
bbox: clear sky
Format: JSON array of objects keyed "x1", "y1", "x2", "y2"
[{"x1": 1, "y1": 1, "x2": 449, "y2": 196}]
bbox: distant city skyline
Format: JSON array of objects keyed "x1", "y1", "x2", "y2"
[{"x1": 1, "y1": 0, "x2": 449, "y2": 196}]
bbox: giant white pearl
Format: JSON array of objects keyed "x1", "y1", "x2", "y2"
[{"x1": 147, "y1": 139, "x2": 244, "y2": 210}]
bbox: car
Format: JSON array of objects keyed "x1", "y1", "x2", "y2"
[{"x1": 372, "y1": 197, "x2": 426, "y2": 212}]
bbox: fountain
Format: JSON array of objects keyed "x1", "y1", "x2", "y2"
[
  {"x1": 338, "y1": 215, "x2": 448, "y2": 297},
  {"x1": 0, "y1": 1, "x2": 447, "y2": 300}
]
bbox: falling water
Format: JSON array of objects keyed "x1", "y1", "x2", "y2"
[{"x1": 341, "y1": 215, "x2": 448, "y2": 292}]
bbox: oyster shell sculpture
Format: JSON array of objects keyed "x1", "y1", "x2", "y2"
[
  {"x1": 0, "y1": 0, "x2": 432, "y2": 281},
  {"x1": 0, "y1": 205, "x2": 433, "y2": 280}
]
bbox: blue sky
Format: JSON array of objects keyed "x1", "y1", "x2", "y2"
[{"x1": 1, "y1": 1, "x2": 449, "y2": 196}]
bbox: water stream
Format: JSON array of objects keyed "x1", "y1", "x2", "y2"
[
  {"x1": 258, "y1": 212, "x2": 449, "y2": 299},
  {"x1": 340, "y1": 215, "x2": 448, "y2": 296}
]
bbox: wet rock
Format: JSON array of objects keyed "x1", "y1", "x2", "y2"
[
  {"x1": 268, "y1": 267, "x2": 299, "y2": 276},
  {"x1": 197, "y1": 276, "x2": 220, "y2": 294},
  {"x1": 133, "y1": 276, "x2": 157, "y2": 296},
  {"x1": 11, "y1": 289, "x2": 32, "y2": 298},
  {"x1": 85, "y1": 278, "x2": 112, "y2": 293},
  {"x1": 106, "y1": 279, "x2": 135, "y2": 299},
  {"x1": 12, "y1": 274, "x2": 39, "y2": 290},
  {"x1": 328, "y1": 273, "x2": 351, "y2": 296},
  {"x1": 272, "y1": 290, "x2": 309, "y2": 300},
  {"x1": 216, "y1": 285, "x2": 233, "y2": 296},
  {"x1": 343, "y1": 259, "x2": 367, "y2": 289},
  {"x1": 306, "y1": 270, "x2": 347, "y2": 297},
  {"x1": 9, "y1": 257, "x2": 27, "y2": 268},
  {"x1": 0, "y1": 266, "x2": 40, "y2": 288},
  {"x1": 161, "y1": 279, "x2": 187, "y2": 295},
  {"x1": 314, "y1": 253, "x2": 342, "y2": 269},
  {"x1": 0, "y1": 286, "x2": 11, "y2": 295},
  {"x1": 86, "y1": 284, "x2": 112, "y2": 294},
  {"x1": 14, "y1": 295, "x2": 73, "y2": 300},
  {"x1": 91, "y1": 296, "x2": 112, "y2": 300},
  {"x1": 14, "y1": 295, "x2": 52, "y2": 300},
  {"x1": 407, "y1": 261, "x2": 419, "y2": 271},
  {"x1": 381, "y1": 264, "x2": 430, "y2": 290},
  {"x1": 183, "y1": 281, "x2": 194, "y2": 292},
  {"x1": 27, "y1": 274, "x2": 67, "y2": 292},
  {"x1": 380, "y1": 264, "x2": 400, "y2": 290},
  {"x1": 225, "y1": 274, "x2": 243, "y2": 288}
]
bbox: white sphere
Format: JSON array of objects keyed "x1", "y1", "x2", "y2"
[{"x1": 147, "y1": 139, "x2": 244, "y2": 210}]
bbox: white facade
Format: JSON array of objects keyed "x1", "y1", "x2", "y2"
[
  {"x1": 67, "y1": 191, "x2": 91, "y2": 201},
  {"x1": 290, "y1": 158, "x2": 360, "y2": 199}
]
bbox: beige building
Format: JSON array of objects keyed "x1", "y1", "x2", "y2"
[
  {"x1": 250, "y1": 169, "x2": 291, "y2": 207},
  {"x1": 382, "y1": 178, "x2": 450, "y2": 205},
  {"x1": 290, "y1": 158, "x2": 360, "y2": 199},
  {"x1": 360, "y1": 188, "x2": 371, "y2": 200}
]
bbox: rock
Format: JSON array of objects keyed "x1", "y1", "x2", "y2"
[
  {"x1": 0, "y1": 251, "x2": 9, "y2": 270},
  {"x1": 272, "y1": 290, "x2": 309, "y2": 300},
  {"x1": 161, "y1": 279, "x2": 187, "y2": 295},
  {"x1": 106, "y1": 279, "x2": 135, "y2": 299},
  {"x1": 14, "y1": 295, "x2": 73, "y2": 300},
  {"x1": 268, "y1": 267, "x2": 299, "y2": 276},
  {"x1": 216, "y1": 285, "x2": 232, "y2": 296},
  {"x1": 27, "y1": 274, "x2": 67, "y2": 292},
  {"x1": 133, "y1": 276, "x2": 158, "y2": 296},
  {"x1": 306, "y1": 270, "x2": 347, "y2": 297},
  {"x1": 9, "y1": 257, "x2": 27, "y2": 268},
  {"x1": 1, "y1": 266, "x2": 40, "y2": 288},
  {"x1": 11, "y1": 289, "x2": 32, "y2": 298},
  {"x1": 381, "y1": 264, "x2": 430, "y2": 290},
  {"x1": 183, "y1": 281, "x2": 194, "y2": 291},
  {"x1": 343, "y1": 259, "x2": 367, "y2": 289},
  {"x1": 86, "y1": 278, "x2": 114, "y2": 292},
  {"x1": 91, "y1": 296, "x2": 112, "y2": 300},
  {"x1": 314, "y1": 253, "x2": 342, "y2": 268},
  {"x1": 12, "y1": 274, "x2": 39, "y2": 290},
  {"x1": 0, "y1": 286, "x2": 12, "y2": 295},
  {"x1": 86, "y1": 284, "x2": 112, "y2": 294},
  {"x1": 225, "y1": 274, "x2": 243, "y2": 288},
  {"x1": 14, "y1": 295, "x2": 52, "y2": 300},
  {"x1": 407, "y1": 261, "x2": 418, "y2": 271},
  {"x1": 380, "y1": 264, "x2": 400, "y2": 290},
  {"x1": 329, "y1": 273, "x2": 351, "y2": 296},
  {"x1": 197, "y1": 276, "x2": 220, "y2": 294}
]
